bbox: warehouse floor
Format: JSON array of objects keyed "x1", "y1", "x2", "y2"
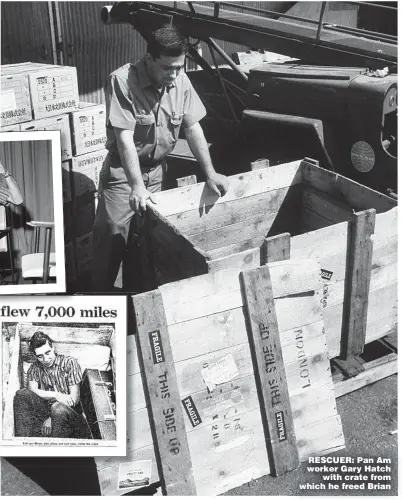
[{"x1": 0, "y1": 372, "x2": 398, "y2": 497}]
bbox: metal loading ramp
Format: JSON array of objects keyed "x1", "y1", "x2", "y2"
[{"x1": 102, "y1": 1, "x2": 397, "y2": 69}]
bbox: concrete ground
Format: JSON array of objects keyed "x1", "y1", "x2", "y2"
[{"x1": 0, "y1": 373, "x2": 398, "y2": 497}]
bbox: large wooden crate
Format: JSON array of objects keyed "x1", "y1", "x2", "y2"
[
  {"x1": 96, "y1": 259, "x2": 345, "y2": 496},
  {"x1": 141, "y1": 158, "x2": 397, "y2": 361},
  {"x1": 2, "y1": 324, "x2": 116, "y2": 440}
]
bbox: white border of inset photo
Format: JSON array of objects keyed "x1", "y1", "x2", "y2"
[
  {"x1": 0, "y1": 295, "x2": 127, "y2": 457},
  {"x1": 0, "y1": 130, "x2": 66, "y2": 294}
]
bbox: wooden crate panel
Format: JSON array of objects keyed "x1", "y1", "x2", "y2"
[
  {"x1": 96, "y1": 336, "x2": 158, "y2": 495},
  {"x1": 132, "y1": 258, "x2": 344, "y2": 495},
  {"x1": 169, "y1": 185, "x2": 301, "y2": 236},
  {"x1": 152, "y1": 160, "x2": 303, "y2": 217}
]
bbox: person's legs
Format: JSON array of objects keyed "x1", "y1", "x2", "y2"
[
  {"x1": 122, "y1": 162, "x2": 166, "y2": 293},
  {"x1": 13, "y1": 388, "x2": 50, "y2": 437},
  {"x1": 92, "y1": 156, "x2": 134, "y2": 292},
  {"x1": 50, "y1": 402, "x2": 92, "y2": 439}
]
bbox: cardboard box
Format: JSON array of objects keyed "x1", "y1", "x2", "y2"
[
  {"x1": 76, "y1": 231, "x2": 93, "y2": 276},
  {"x1": 2, "y1": 62, "x2": 79, "y2": 120},
  {"x1": 0, "y1": 72, "x2": 32, "y2": 126},
  {"x1": 0, "y1": 124, "x2": 20, "y2": 131},
  {"x1": 21, "y1": 114, "x2": 72, "y2": 161},
  {"x1": 70, "y1": 102, "x2": 107, "y2": 156},
  {"x1": 71, "y1": 148, "x2": 107, "y2": 197}
]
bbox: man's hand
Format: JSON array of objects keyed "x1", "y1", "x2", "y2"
[
  {"x1": 206, "y1": 173, "x2": 229, "y2": 197},
  {"x1": 129, "y1": 185, "x2": 157, "y2": 214},
  {"x1": 55, "y1": 393, "x2": 75, "y2": 407},
  {"x1": 41, "y1": 417, "x2": 52, "y2": 436}
]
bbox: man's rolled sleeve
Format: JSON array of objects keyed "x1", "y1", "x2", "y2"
[
  {"x1": 27, "y1": 364, "x2": 40, "y2": 384},
  {"x1": 107, "y1": 74, "x2": 137, "y2": 131},
  {"x1": 182, "y1": 76, "x2": 206, "y2": 128},
  {"x1": 66, "y1": 357, "x2": 83, "y2": 386}
]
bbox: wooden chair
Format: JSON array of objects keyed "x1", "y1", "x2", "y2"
[
  {"x1": 0, "y1": 205, "x2": 15, "y2": 284},
  {"x1": 21, "y1": 221, "x2": 56, "y2": 283}
]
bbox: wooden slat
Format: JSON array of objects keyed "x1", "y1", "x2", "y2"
[
  {"x1": 263, "y1": 233, "x2": 290, "y2": 263},
  {"x1": 152, "y1": 160, "x2": 303, "y2": 217},
  {"x1": 291, "y1": 383, "x2": 338, "y2": 428},
  {"x1": 206, "y1": 235, "x2": 265, "y2": 260},
  {"x1": 297, "y1": 414, "x2": 345, "y2": 461},
  {"x1": 189, "y1": 209, "x2": 280, "y2": 251},
  {"x1": 302, "y1": 161, "x2": 396, "y2": 213},
  {"x1": 241, "y1": 265, "x2": 299, "y2": 476},
  {"x1": 302, "y1": 185, "x2": 353, "y2": 224},
  {"x1": 3, "y1": 329, "x2": 21, "y2": 439},
  {"x1": 167, "y1": 185, "x2": 300, "y2": 236},
  {"x1": 18, "y1": 324, "x2": 112, "y2": 344},
  {"x1": 161, "y1": 258, "x2": 322, "y2": 311},
  {"x1": 207, "y1": 247, "x2": 260, "y2": 274},
  {"x1": 133, "y1": 291, "x2": 196, "y2": 496},
  {"x1": 341, "y1": 209, "x2": 376, "y2": 358},
  {"x1": 290, "y1": 221, "x2": 349, "y2": 283},
  {"x1": 334, "y1": 354, "x2": 397, "y2": 398}
]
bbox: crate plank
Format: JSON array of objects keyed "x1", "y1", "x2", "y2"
[
  {"x1": 302, "y1": 185, "x2": 353, "y2": 223},
  {"x1": 341, "y1": 209, "x2": 376, "y2": 358},
  {"x1": 263, "y1": 233, "x2": 291, "y2": 263},
  {"x1": 2, "y1": 331, "x2": 21, "y2": 439},
  {"x1": 189, "y1": 209, "x2": 280, "y2": 251},
  {"x1": 206, "y1": 235, "x2": 266, "y2": 260},
  {"x1": 18, "y1": 324, "x2": 112, "y2": 345},
  {"x1": 168, "y1": 185, "x2": 300, "y2": 236},
  {"x1": 152, "y1": 160, "x2": 303, "y2": 217},
  {"x1": 297, "y1": 414, "x2": 345, "y2": 461},
  {"x1": 207, "y1": 247, "x2": 260, "y2": 273},
  {"x1": 291, "y1": 382, "x2": 338, "y2": 428},
  {"x1": 241, "y1": 265, "x2": 299, "y2": 476},
  {"x1": 169, "y1": 308, "x2": 247, "y2": 362},
  {"x1": 302, "y1": 162, "x2": 396, "y2": 213},
  {"x1": 134, "y1": 290, "x2": 196, "y2": 496},
  {"x1": 290, "y1": 221, "x2": 349, "y2": 283}
]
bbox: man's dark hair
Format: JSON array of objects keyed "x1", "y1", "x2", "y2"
[
  {"x1": 147, "y1": 24, "x2": 189, "y2": 59},
  {"x1": 29, "y1": 331, "x2": 53, "y2": 354}
]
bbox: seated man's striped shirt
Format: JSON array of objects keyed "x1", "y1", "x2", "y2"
[{"x1": 27, "y1": 353, "x2": 83, "y2": 395}]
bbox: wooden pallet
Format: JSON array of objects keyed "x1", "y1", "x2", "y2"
[
  {"x1": 333, "y1": 334, "x2": 398, "y2": 398},
  {"x1": 96, "y1": 259, "x2": 345, "y2": 496}
]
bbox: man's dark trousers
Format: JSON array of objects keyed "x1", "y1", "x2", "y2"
[{"x1": 14, "y1": 388, "x2": 91, "y2": 438}]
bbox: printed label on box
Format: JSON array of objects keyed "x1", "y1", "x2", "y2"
[
  {"x1": 1, "y1": 89, "x2": 17, "y2": 111},
  {"x1": 201, "y1": 354, "x2": 239, "y2": 392}
]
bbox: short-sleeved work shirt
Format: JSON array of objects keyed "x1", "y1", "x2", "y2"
[
  {"x1": 105, "y1": 58, "x2": 206, "y2": 167},
  {"x1": 27, "y1": 353, "x2": 83, "y2": 395}
]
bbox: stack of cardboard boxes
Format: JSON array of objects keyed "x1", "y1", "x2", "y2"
[{"x1": 0, "y1": 62, "x2": 108, "y2": 287}]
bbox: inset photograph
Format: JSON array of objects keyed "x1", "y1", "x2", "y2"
[
  {"x1": 0, "y1": 295, "x2": 126, "y2": 457},
  {"x1": 0, "y1": 131, "x2": 65, "y2": 293}
]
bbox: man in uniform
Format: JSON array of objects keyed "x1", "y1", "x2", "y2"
[
  {"x1": 13, "y1": 331, "x2": 91, "y2": 439},
  {"x1": 92, "y1": 24, "x2": 229, "y2": 292}
]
